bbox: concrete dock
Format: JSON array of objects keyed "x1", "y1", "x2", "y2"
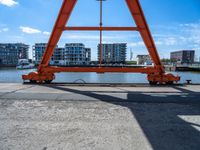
[{"x1": 0, "y1": 83, "x2": 200, "y2": 150}]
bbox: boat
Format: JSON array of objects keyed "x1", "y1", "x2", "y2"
[{"x1": 16, "y1": 59, "x2": 35, "y2": 69}]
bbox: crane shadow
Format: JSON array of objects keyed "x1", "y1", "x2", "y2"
[{"x1": 42, "y1": 84, "x2": 200, "y2": 150}]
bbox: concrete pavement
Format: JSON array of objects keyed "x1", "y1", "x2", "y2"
[{"x1": 0, "y1": 83, "x2": 200, "y2": 150}]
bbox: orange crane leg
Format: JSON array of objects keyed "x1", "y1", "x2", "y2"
[{"x1": 22, "y1": 0, "x2": 180, "y2": 84}]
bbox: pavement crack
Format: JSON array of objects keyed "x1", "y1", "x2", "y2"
[{"x1": 0, "y1": 85, "x2": 35, "y2": 98}]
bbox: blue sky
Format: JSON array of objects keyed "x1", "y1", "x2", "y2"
[{"x1": 0, "y1": 0, "x2": 200, "y2": 61}]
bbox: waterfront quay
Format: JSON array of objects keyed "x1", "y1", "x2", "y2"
[
  {"x1": 0, "y1": 83, "x2": 200, "y2": 150},
  {"x1": 165, "y1": 65, "x2": 200, "y2": 72}
]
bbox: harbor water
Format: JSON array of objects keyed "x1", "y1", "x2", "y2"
[{"x1": 0, "y1": 67, "x2": 200, "y2": 84}]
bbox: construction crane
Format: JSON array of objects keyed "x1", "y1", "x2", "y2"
[{"x1": 22, "y1": 0, "x2": 180, "y2": 85}]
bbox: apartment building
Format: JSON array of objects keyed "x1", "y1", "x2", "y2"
[
  {"x1": 98, "y1": 43, "x2": 126, "y2": 64},
  {"x1": 0, "y1": 43, "x2": 29, "y2": 66},
  {"x1": 170, "y1": 50, "x2": 195, "y2": 64},
  {"x1": 33, "y1": 43, "x2": 91, "y2": 66}
]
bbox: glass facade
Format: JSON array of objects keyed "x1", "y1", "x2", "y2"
[
  {"x1": 0, "y1": 43, "x2": 29, "y2": 66},
  {"x1": 170, "y1": 50, "x2": 195, "y2": 64},
  {"x1": 33, "y1": 43, "x2": 91, "y2": 66},
  {"x1": 64, "y1": 43, "x2": 91, "y2": 65},
  {"x1": 33, "y1": 43, "x2": 59, "y2": 65},
  {"x1": 98, "y1": 43, "x2": 127, "y2": 64}
]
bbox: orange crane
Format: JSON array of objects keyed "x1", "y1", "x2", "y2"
[{"x1": 22, "y1": 0, "x2": 180, "y2": 85}]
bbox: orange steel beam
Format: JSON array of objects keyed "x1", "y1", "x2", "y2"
[
  {"x1": 63, "y1": 26, "x2": 139, "y2": 31},
  {"x1": 42, "y1": 66, "x2": 156, "y2": 74},
  {"x1": 126, "y1": 0, "x2": 164, "y2": 73},
  {"x1": 38, "y1": 0, "x2": 77, "y2": 71}
]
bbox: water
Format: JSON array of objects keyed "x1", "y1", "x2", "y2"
[{"x1": 0, "y1": 67, "x2": 199, "y2": 84}]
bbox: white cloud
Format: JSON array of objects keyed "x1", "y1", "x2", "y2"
[
  {"x1": 0, "y1": 27, "x2": 9, "y2": 32},
  {"x1": 43, "y1": 31, "x2": 50, "y2": 35},
  {"x1": 148, "y1": 22, "x2": 200, "y2": 58},
  {"x1": 0, "y1": 0, "x2": 18, "y2": 7},
  {"x1": 152, "y1": 23, "x2": 200, "y2": 47},
  {"x1": 20, "y1": 26, "x2": 51, "y2": 36},
  {"x1": 155, "y1": 41, "x2": 163, "y2": 45},
  {"x1": 180, "y1": 22, "x2": 200, "y2": 46},
  {"x1": 2, "y1": 28, "x2": 9, "y2": 32},
  {"x1": 20, "y1": 26, "x2": 41, "y2": 34},
  {"x1": 164, "y1": 37, "x2": 177, "y2": 46},
  {"x1": 129, "y1": 41, "x2": 145, "y2": 47}
]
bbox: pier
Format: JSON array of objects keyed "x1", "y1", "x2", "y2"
[
  {"x1": 165, "y1": 65, "x2": 200, "y2": 72},
  {"x1": 0, "y1": 83, "x2": 200, "y2": 149}
]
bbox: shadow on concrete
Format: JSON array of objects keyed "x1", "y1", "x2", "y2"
[{"x1": 43, "y1": 85, "x2": 200, "y2": 150}]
